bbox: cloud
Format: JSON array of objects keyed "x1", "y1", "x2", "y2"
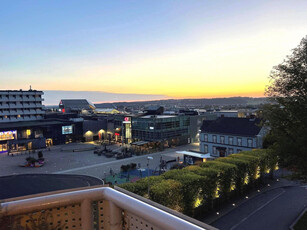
[{"x1": 43, "y1": 90, "x2": 167, "y2": 105}]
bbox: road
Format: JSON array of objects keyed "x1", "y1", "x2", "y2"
[{"x1": 212, "y1": 185, "x2": 307, "y2": 230}]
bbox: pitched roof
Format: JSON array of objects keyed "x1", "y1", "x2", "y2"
[
  {"x1": 59, "y1": 99, "x2": 95, "y2": 110},
  {"x1": 200, "y1": 117, "x2": 262, "y2": 136}
]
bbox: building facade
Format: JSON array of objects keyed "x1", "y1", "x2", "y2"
[
  {"x1": 131, "y1": 115, "x2": 190, "y2": 145},
  {"x1": 0, "y1": 90, "x2": 44, "y2": 123},
  {"x1": 200, "y1": 117, "x2": 267, "y2": 157}
]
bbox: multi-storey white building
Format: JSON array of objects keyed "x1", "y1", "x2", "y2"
[
  {"x1": 200, "y1": 117, "x2": 268, "y2": 157},
  {"x1": 0, "y1": 90, "x2": 45, "y2": 123}
]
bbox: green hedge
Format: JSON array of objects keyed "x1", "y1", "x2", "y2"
[
  {"x1": 150, "y1": 179, "x2": 183, "y2": 211},
  {"x1": 119, "y1": 149, "x2": 279, "y2": 217},
  {"x1": 162, "y1": 169, "x2": 205, "y2": 215}
]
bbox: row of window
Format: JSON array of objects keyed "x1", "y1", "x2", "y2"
[
  {"x1": 0, "y1": 115, "x2": 42, "y2": 120},
  {"x1": 0, "y1": 102, "x2": 42, "y2": 106},
  {"x1": 203, "y1": 134, "x2": 253, "y2": 147},
  {"x1": 0, "y1": 95, "x2": 41, "y2": 99},
  {"x1": 203, "y1": 145, "x2": 242, "y2": 155}
]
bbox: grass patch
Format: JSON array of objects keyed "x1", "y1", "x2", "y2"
[{"x1": 294, "y1": 211, "x2": 307, "y2": 230}]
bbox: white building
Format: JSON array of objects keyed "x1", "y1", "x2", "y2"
[
  {"x1": 0, "y1": 90, "x2": 45, "y2": 123},
  {"x1": 200, "y1": 117, "x2": 267, "y2": 157}
]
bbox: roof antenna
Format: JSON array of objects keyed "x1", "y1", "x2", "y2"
[{"x1": 29, "y1": 85, "x2": 32, "y2": 91}]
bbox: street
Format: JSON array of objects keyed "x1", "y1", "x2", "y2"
[{"x1": 212, "y1": 185, "x2": 307, "y2": 230}]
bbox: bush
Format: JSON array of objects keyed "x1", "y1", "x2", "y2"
[
  {"x1": 184, "y1": 166, "x2": 219, "y2": 202},
  {"x1": 200, "y1": 161, "x2": 237, "y2": 199},
  {"x1": 150, "y1": 179, "x2": 183, "y2": 211},
  {"x1": 163, "y1": 169, "x2": 205, "y2": 215},
  {"x1": 119, "y1": 176, "x2": 164, "y2": 197},
  {"x1": 38, "y1": 151, "x2": 43, "y2": 159}
]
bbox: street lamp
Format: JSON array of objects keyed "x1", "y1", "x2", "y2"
[{"x1": 147, "y1": 156, "x2": 153, "y2": 196}]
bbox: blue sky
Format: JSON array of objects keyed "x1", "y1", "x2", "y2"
[{"x1": 1, "y1": 1, "x2": 306, "y2": 104}]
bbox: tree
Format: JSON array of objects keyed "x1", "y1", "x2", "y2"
[{"x1": 264, "y1": 36, "x2": 307, "y2": 177}]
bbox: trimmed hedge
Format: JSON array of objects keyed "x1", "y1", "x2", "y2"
[
  {"x1": 150, "y1": 179, "x2": 183, "y2": 211},
  {"x1": 119, "y1": 149, "x2": 278, "y2": 217}
]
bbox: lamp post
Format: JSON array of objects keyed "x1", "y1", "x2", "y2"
[{"x1": 147, "y1": 156, "x2": 153, "y2": 196}]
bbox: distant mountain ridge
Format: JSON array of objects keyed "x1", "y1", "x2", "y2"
[{"x1": 95, "y1": 97, "x2": 268, "y2": 108}]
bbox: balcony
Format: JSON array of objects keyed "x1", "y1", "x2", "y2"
[{"x1": 0, "y1": 186, "x2": 214, "y2": 230}]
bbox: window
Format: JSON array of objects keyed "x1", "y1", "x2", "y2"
[
  {"x1": 248, "y1": 138, "x2": 253, "y2": 147},
  {"x1": 237, "y1": 138, "x2": 242, "y2": 146},
  {"x1": 213, "y1": 135, "x2": 217, "y2": 143},
  {"x1": 229, "y1": 148, "x2": 233, "y2": 154},
  {"x1": 204, "y1": 134, "x2": 208, "y2": 142},
  {"x1": 220, "y1": 136, "x2": 225, "y2": 144},
  {"x1": 229, "y1": 137, "x2": 233, "y2": 145},
  {"x1": 204, "y1": 145, "x2": 208, "y2": 153},
  {"x1": 213, "y1": 146, "x2": 217, "y2": 155},
  {"x1": 237, "y1": 149, "x2": 242, "y2": 153}
]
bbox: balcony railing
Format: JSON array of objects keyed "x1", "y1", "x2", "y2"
[{"x1": 0, "y1": 186, "x2": 215, "y2": 230}]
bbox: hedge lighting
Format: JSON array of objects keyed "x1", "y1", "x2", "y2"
[
  {"x1": 216, "y1": 212, "x2": 220, "y2": 215},
  {"x1": 245, "y1": 196, "x2": 249, "y2": 199}
]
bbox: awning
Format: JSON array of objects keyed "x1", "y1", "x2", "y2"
[{"x1": 176, "y1": 151, "x2": 215, "y2": 159}]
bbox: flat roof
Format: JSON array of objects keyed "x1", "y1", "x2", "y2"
[
  {"x1": 176, "y1": 151, "x2": 215, "y2": 159},
  {"x1": 0, "y1": 119, "x2": 72, "y2": 129},
  {"x1": 141, "y1": 115, "x2": 176, "y2": 119}
]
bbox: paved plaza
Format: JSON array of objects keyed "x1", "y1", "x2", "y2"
[{"x1": 0, "y1": 142, "x2": 199, "y2": 181}]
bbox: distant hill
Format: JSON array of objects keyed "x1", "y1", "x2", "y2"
[{"x1": 95, "y1": 97, "x2": 268, "y2": 108}]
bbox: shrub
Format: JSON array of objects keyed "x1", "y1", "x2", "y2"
[
  {"x1": 200, "y1": 161, "x2": 237, "y2": 199},
  {"x1": 163, "y1": 169, "x2": 204, "y2": 215},
  {"x1": 150, "y1": 179, "x2": 183, "y2": 211}
]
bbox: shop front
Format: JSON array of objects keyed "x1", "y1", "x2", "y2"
[{"x1": 0, "y1": 130, "x2": 17, "y2": 154}]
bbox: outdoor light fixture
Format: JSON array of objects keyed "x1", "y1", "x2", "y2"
[
  {"x1": 257, "y1": 190, "x2": 260, "y2": 192},
  {"x1": 147, "y1": 157, "x2": 153, "y2": 195},
  {"x1": 232, "y1": 203, "x2": 235, "y2": 206},
  {"x1": 276, "y1": 179, "x2": 279, "y2": 181},
  {"x1": 245, "y1": 196, "x2": 248, "y2": 199},
  {"x1": 267, "y1": 184, "x2": 271, "y2": 187},
  {"x1": 216, "y1": 212, "x2": 220, "y2": 215}
]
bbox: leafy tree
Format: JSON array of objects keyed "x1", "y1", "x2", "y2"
[{"x1": 264, "y1": 36, "x2": 307, "y2": 176}]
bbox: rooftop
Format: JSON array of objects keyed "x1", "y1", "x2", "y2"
[
  {"x1": 141, "y1": 115, "x2": 177, "y2": 119},
  {"x1": 201, "y1": 117, "x2": 262, "y2": 136},
  {"x1": 0, "y1": 119, "x2": 74, "y2": 129}
]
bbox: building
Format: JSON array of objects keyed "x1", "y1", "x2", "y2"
[
  {"x1": 59, "y1": 99, "x2": 95, "y2": 114},
  {"x1": 0, "y1": 89, "x2": 45, "y2": 123},
  {"x1": 215, "y1": 110, "x2": 239, "y2": 118},
  {"x1": 95, "y1": 108, "x2": 120, "y2": 114},
  {"x1": 200, "y1": 117, "x2": 267, "y2": 157},
  {"x1": 0, "y1": 119, "x2": 83, "y2": 153},
  {"x1": 129, "y1": 115, "x2": 190, "y2": 146}
]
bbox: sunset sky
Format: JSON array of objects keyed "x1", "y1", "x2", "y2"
[{"x1": 1, "y1": 0, "x2": 306, "y2": 103}]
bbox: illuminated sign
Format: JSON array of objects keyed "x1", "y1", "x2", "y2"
[
  {"x1": 0, "y1": 130, "x2": 17, "y2": 141},
  {"x1": 62, "y1": 126, "x2": 73, "y2": 134},
  {"x1": 123, "y1": 117, "x2": 131, "y2": 124}
]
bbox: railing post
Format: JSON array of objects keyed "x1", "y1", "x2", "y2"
[
  {"x1": 105, "y1": 201, "x2": 123, "y2": 230},
  {"x1": 81, "y1": 199, "x2": 93, "y2": 230}
]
